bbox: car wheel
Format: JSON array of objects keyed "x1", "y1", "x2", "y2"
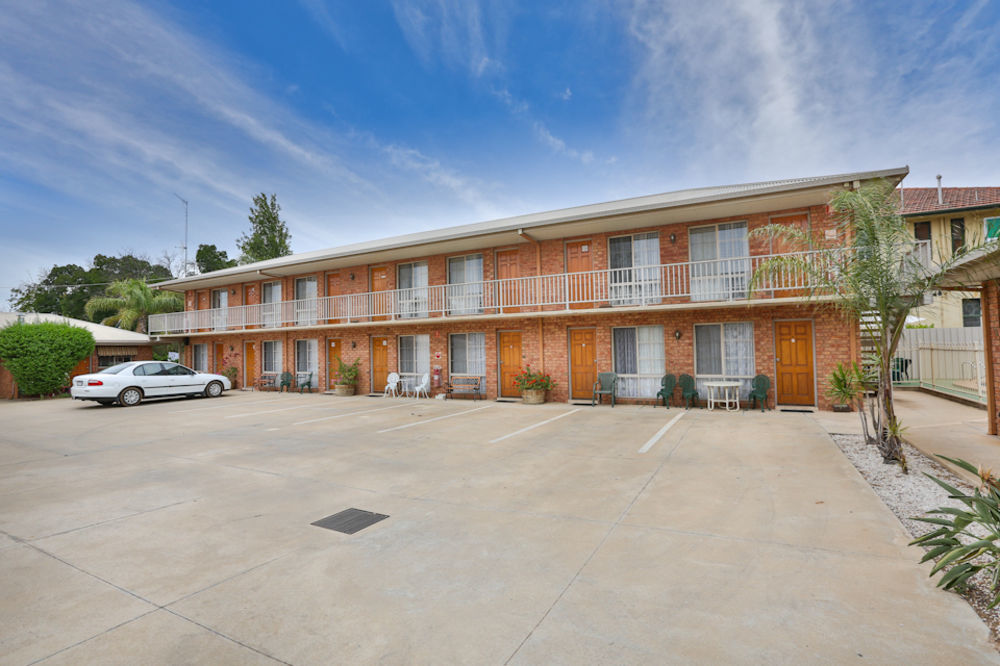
[
  {"x1": 118, "y1": 387, "x2": 143, "y2": 407},
  {"x1": 205, "y1": 381, "x2": 224, "y2": 398}
]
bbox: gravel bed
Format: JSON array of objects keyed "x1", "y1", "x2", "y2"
[{"x1": 831, "y1": 433, "x2": 1000, "y2": 644}]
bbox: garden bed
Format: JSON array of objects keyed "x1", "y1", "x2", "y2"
[{"x1": 831, "y1": 433, "x2": 1000, "y2": 645}]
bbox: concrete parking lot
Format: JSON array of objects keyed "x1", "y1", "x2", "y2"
[{"x1": 1, "y1": 392, "x2": 996, "y2": 664}]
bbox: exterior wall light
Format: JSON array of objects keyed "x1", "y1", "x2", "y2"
[{"x1": 674, "y1": 329, "x2": 683, "y2": 340}]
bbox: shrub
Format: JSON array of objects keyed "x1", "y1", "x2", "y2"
[
  {"x1": 911, "y1": 456, "x2": 1000, "y2": 606},
  {"x1": 221, "y1": 365, "x2": 238, "y2": 387},
  {"x1": 513, "y1": 366, "x2": 555, "y2": 391},
  {"x1": 0, "y1": 321, "x2": 95, "y2": 396},
  {"x1": 335, "y1": 358, "x2": 361, "y2": 385}
]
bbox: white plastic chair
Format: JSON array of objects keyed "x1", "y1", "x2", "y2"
[
  {"x1": 383, "y1": 372, "x2": 401, "y2": 397},
  {"x1": 409, "y1": 373, "x2": 430, "y2": 399}
]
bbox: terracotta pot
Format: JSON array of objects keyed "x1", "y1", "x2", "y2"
[
  {"x1": 334, "y1": 384, "x2": 356, "y2": 397},
  {"x1": 522, "y1": 389, "x2": 546, "y2": 405}
]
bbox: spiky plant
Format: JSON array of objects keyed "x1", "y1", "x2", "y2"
[{"x1": 84, "y1": 278, "x2": 183, "y2": 333}]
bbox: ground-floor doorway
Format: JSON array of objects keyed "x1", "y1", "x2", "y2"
[
  {"x1": 569, "y1": 328, "x2": 597, "y2": 400},
  {"x1": 775, "y1": 320, "x2": 815, "y2": 405},
  {"x1": 371, "y1": 336, "x2": 389, "y2": 393},
  {"x1": 498, "y1": 331, "x2": 522, "y2": 397}
]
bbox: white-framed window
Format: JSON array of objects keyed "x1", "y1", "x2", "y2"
[
  {"x1": 398, "y1": 334, "x2": 430, "y2": 393},
  {"x1": 262, "y1": 281, "x2": 281, "y2": 328},
  {"x1": 608, "y1": 232, "x2": 661, "y2": 305},
  {"x1": 398, "y1": 261, "x2": 429, "y2": 318},
  {"x1": 449, "y1": 332, "x2": 486, "y2": 395},
  {"x1": 262, "y1": 340, "x2": 282, "y2": 374},
  {"x1": 295, "y1": 339, "x2": 318, "y2": 384},
  {"x1": 193, "y1": 343, "x2": 208, "y2": 372},
  {"x1": 613, "y1": 326, "x2": 665, "y2": 398},
  {"x1": 447, "y1": 254, "x2": 484, "y2": 314},
  {"x1": 694, "y1": 322, "x2": 755, "y2": 396},
  {"x1": 211, "y1": 289, "x2": 228, "y2": 330},
  {"x1": 294, "y1": 277, "x2": 317, "y2": 326},
  {"x1": 689, "y1": 222, "x2": 750, "y2": 301}
]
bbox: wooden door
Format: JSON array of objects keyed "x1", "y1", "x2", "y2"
[
  {"x1": 327, "y1": 339, "x2": 342, "y2": 386},
  {"x1": 496, "y1": 250, "x2": 520, "y2": 312},
  {"x1": 214, "y1": 343, "x2": 226, "y2": 375},
  {"x1": 245, "y1": 342, "x2": 257, "y2": 388},
  {"x1": 371, "y1": 266, "x2": 390, "y2": 321},
  {"x1": 775, "y1": 321, "x2": 815, "y2": 405},
  {"x1": 498, "y1": 331, "x2": 522, "y2": 397},
  {"x1": 566, "y1": 241, "x2": 593, "y2": 309},
  {"x1": 569, "y1": 328, "x2": 597, "y2": 399},
  {"x1": 371, "y1": 336, "x2": 389, "y2": 393}
]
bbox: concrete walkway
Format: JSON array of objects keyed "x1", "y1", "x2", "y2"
[{"x1": 1, "y1": 394, "x2": 996, "y2": 663}]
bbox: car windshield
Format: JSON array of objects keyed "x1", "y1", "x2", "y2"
[{"x1": 98, "y1": 363, "x2": 133, "y2": 375}]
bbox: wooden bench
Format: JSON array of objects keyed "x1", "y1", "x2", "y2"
[
  {"x1": 445, "y1": 375, "x2": 482, "y2": 401},
  {"x1": 253, "y1": 373, "x2": 277, "y2": 391}
]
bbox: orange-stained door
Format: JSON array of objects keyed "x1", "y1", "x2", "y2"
[
  {"x1": 245, "y1": 342, "x2": 257, "y2": 388},
  {"x1": 566, "y1": 241, "x2": 593, "y2": 309},
  {"x1": 569, "y1": 328, "x2": 597, "y2": 399},
  {"x1": 371, "y1": 266, "x2": 390, "y2": 321},
  {"x1": 775, "y1": 320, "x2": 815, "y2": 405},
  {"x1": 371, "y1": 336, "x2": 389, "y2": 392},
  {"x1": 496, "y1": 250, "x2": 520, "y2": 312},
  {"x1": 327, "y1": 339, "x2": 342, "y2": 386},
  {"x1": 214, "y1": 343, "x2": 226, "y2": 375},
  {"x1": 498, "y1": 331, "x2": 523, "y2": 397}
]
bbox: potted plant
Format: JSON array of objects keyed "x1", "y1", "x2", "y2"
[
  {"x1": 221, "y1": 365, "x2": 239, "y2": 390},
  {"x1": 334, "y1": 358, "x2": 361, "y2": 396},
  {"x1": 827, "y1": 361, "x2": 862, "y2": 413},
  {"x1": 514, "y1": 366, "x2": 555, "y2": 404}
]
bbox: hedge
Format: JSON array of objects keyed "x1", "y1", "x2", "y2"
[{"x1": 0, "y1": 322, "x2": 95, "y2": 396}]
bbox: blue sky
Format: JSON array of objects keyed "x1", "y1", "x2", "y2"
[{"x1": 2, "y1": 0, "x2": 999, "y2": 304}]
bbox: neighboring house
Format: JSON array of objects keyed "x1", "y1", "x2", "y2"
[
  {"x1": 150, "y1": 167, "x2": 911, "y2": 410},
  {"x1": 900, "y1": 185, "x2": 1000, "y2": 328},
  {"x1": 938, "y1": 246, "x2": 1000, "y2": 437},
  {"x1": 0, "y1": 312, "x2": 153, "y2": 399}
]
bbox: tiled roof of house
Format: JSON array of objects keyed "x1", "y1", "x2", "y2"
[{"x1": 900, "y1": 187, "x2": 1000, "y2": 215}]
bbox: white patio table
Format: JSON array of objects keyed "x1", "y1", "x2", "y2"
[{"x1": 705, "y1": 380, "x2": 741, "y2": 412}]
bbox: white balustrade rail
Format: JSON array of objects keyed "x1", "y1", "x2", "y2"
[{"x1": 148, "y1": 248, "x2": 866, "y2": 335}]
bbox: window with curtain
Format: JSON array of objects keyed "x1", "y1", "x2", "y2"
[
  {"x1": 211, "y1": 289, "x2": 228, "y2": 330},
  {"x1": 295, "y1": 339, "x2": 318, "y2": 380},
  {"x1": 261, "y1": 281, "x2": 281, "y2": 327},
  {"x1": 193, "y1": 343, "x2": 208, "y2": 372},
  {"x1": 398, "y1": 262, "x2": 429, "y2": 318},
  {"x1": 399, "y1": 334, "x2": 430, "y2": 392},
  {"x1": 609, "y1": 233, "x2": 661, "y2": 305},
  {"x1": 447, "y1": 255, "x2": 484, "y2": 314},
  {"x1": 262, "y1": 340, "x2": 282, "y2": 373},
  {"x1": 294, "y1": 277, "x2": 317, "y2": 325},
  {"x1": 613, "y1": 326, "x2": 665, "y2": 398},
  {"x1": 694, "y1": 322, "x2": 755, "y2": 396},
  {"x1": 689, "y1": 222, "x2": 750, "y2": 301},
  {"x1": 449, "y1": 333, "x2": 486, "y2": 394}
]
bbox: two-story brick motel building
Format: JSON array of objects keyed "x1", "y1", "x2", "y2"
[{"x1": 150, "y1": 167, "x2": 911, "y2": 410}]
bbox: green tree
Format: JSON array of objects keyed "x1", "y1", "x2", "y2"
[
  {"x1": 195, "y1": 244, "x2": 238, "y2": 273},
  {"x1": 751, "y1": 180, "x2": 988, "y2": 470},
  {"x1": 237, "y1": 193, "x2": 292, "y2": 264},
  {"x1": 0, "y1": 321, "x2": 95, "y2": 396},
  {"x1": 84, "y1": 279, "x2": 183, "y2": 334}
]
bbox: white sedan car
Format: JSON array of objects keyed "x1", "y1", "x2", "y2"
[{"x1": 70, "y1": 361, "x2": 232, "y2": 406}]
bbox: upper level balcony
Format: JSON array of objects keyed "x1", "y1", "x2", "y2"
[{"x1": 148, "y1": 245, "x2": 930, "y2": 336}]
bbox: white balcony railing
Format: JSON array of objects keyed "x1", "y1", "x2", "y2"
[{"x1": 149, "y1": 247, "x2": 904, "y2": 336}]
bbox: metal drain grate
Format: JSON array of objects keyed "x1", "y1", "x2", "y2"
[
  {"x1": 779, "y1": 408, "x2": 814, "y2": 413},
  {"x1": 311, "y1": 508, "x2": 389, "y2": 534}
]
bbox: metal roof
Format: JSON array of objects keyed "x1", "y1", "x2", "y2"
[
  {"x1": 0, "y1": 313, "x2": 152, "y2": 345},
  {"x1": 155, "y1": 166, "x2": 909, "y2": 292}
]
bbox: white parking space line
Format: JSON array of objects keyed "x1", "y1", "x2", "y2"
[
  {"x1": 489, "y1": 408, "x2": 582, "y2": 444},
  {"x1": 224, "y1": 405, "x2": 314, "y2": 419},
  {"x1": 638, "y1": 412, "x2": 685, "y2": 454},
  {"x1": 170, "y1": 399, "x2": 285, "y2": 414},
  {"x1": 377, "y1": 405, "x2": 492, "y2": 433},
  {"x1": 293, "y1": 402, "x2": 413, "y2": 426}
]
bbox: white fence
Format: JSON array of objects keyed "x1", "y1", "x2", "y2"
[{"x1": 893, "y1": 327, "x2": 986, "y2": 403}]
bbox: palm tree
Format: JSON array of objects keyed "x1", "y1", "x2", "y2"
[
  {"x1": 84, "y1": 278, "x2": 183, "y2": 334},
  {"x1": 751, "y1": 180, "x2": 990, "y2": 471}
]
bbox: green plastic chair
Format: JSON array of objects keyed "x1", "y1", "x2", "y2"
[
  {"x1": 748, "y1": 374, "x2": 770, "y2": 412},
  {"x1": 678, "y1": 374, "x2": 699, "y2": 409},
  {"x1": 592, "y1": 372, "x2": 618, "y2": 407},
  {"x1": 279, "y1": 371, "x2": 293, "y2": 392},
  {"x1": 298, "y1": 372, "x2": 313, "y2": 394},
  {"x1": 657, "y1": 374, "x2": 677, "y2": 408}
]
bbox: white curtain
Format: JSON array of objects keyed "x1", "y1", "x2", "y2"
[
  {"x1": 610, "y1": 233, "x2": 661, "y2": 305},
  {"x1": 450, "y1": 333, "x2": 485, "y2": 394},
  {"x1": 400, "y1": 335, "x2": 430, "y2": 392},
  {"x1": 296, "y1": 339, "x2": 317, "y2": 375},
  {"x1": 399, "y1": 262, "x2": 428, "y2": 318},
  {"x1": 295, "y1": 278, "x2": 317, "y2": 325},
  {"x1": 448, "y1": 256, "x2": 484, "y2": 314},
  {"x1": 694, "y1": 322, "x2": 755, "y2": 396},
  {"x1": 262, "y1": 340, "x2": 281, "y2": 373},
  {"x1": 690, "y1": 224, "x2": 748, "y2": 301},
  {"x1": 615, "y1": 326, "x2": 664, "y2": 397}
]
